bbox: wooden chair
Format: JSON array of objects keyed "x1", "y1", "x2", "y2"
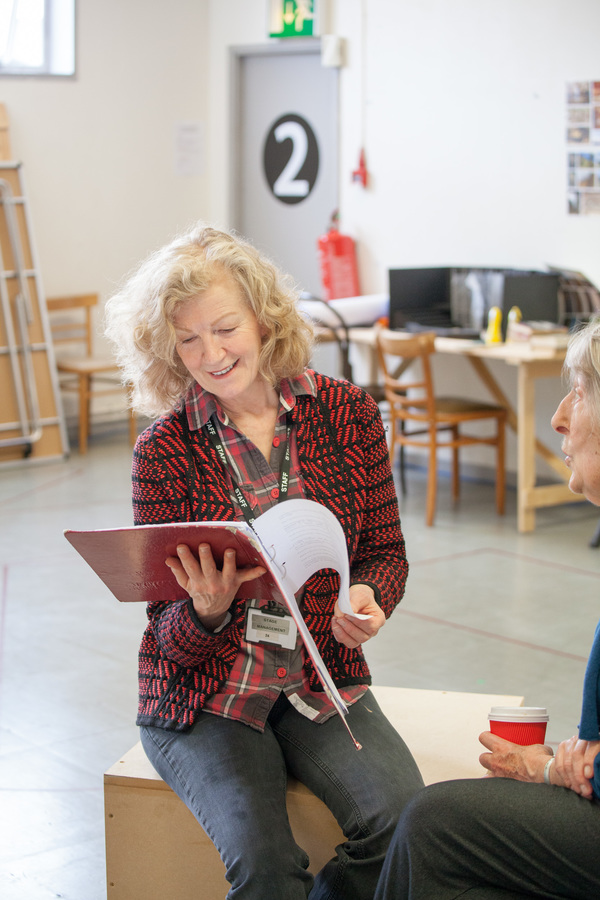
[
  {"x1": 46, "y1": 293, "x2": 136, "y2": 454},
  {"x1": 374, "y1": 326, "x2": 506, "y2": 526}
]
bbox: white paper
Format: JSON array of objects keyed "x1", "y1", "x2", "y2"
[
  {"x1": 298, "y1": 294, "x2": 389, "y2": 328},
  {"x1": 174, "y1": 122, "x2": 204, "y2": 177},
  {"x1": 253, "y1": 498, "x2": 368, "y2": 619}
]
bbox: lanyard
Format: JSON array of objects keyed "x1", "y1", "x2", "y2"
[{"x1": 204, "y1": 411, "x2": 293, "y2": 529}]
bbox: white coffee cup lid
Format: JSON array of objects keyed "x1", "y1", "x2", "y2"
[{"x1": 489, "y1": 706, "x2": 548, "y2": 722}]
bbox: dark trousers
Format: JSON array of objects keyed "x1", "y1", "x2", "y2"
[
  {"x1": 374, "y1": 777, "x2": 600, "y2": 900},
  {"x1": 141, "y1": 689, "x2": 424, "y2": 900}
]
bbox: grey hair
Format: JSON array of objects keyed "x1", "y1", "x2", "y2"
[{"x1": 564, "y1": 316, "x2": 600, "y2": 420}]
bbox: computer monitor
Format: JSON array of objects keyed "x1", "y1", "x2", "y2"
[
  {"x1": 389, "y1": 267, "x2": 560, "y2": 337},
  {"x1": 388, "y1": 267, "x2": 453, "y2": 330},
  {"x1": 501, "y1": 272, "x2": 560, "y2": 334}
]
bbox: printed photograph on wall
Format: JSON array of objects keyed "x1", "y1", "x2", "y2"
[{"x1": 566, "y1": 80, "x2": 600, "y2": 215}]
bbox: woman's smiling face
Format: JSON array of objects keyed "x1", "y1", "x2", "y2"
[
  {"x1": 172, "y1": 272, "x2": 266, "y2": 412},
  {"x1": 552, "y1": 374, "x2": 600, "y2": 506}
]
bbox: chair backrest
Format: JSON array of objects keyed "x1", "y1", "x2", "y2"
[
  {"x1": 46, "y1": 293, "x2": 99, "y2": 356},
  {"x1": 374, "y1": 326, "x2": 437, "y2": 420}
]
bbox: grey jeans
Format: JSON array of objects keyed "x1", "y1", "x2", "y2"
[{"x1": 141, "y1": 689, "x2": 424, "y2": 900}]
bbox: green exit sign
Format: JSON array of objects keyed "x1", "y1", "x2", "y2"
[{"x1": 269, "y1": 1, "x2": 317, "y2": 38}]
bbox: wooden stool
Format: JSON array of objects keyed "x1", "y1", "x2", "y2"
[{"x1": 104, "y1": 686, "x2": 523, "y2": 899}]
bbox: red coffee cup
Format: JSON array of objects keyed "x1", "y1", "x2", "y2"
[{"x1": 488, "y1": 707, "x2": 548, "y2": 745}]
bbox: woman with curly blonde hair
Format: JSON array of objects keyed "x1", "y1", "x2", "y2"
[
  {"x1": 105, "y1": 222, "x2": 423, "y2": 900},
  {"x1": 105, "y1": 223, "x2": 313, "y2": 417}
]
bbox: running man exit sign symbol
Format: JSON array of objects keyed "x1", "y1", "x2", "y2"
[{"x1": 268, "y1": 1, "x2": 316, "y2": 38}]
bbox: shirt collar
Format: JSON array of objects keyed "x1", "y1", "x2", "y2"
[{"x1": 184, "y1": 370, "x2": 317, "y2": 431}]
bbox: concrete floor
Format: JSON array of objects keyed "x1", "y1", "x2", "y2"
[{"x1": 2, "y1": 426, "x2": 600, "y2": 899}]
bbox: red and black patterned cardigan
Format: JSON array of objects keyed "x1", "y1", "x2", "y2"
[{"x1": 132, "y1": 372, "x2": 408, "y2": 731}]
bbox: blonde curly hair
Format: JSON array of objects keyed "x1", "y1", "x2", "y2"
[{"x1": 105, "y1": 223, "x2": 315, "y2": 417}]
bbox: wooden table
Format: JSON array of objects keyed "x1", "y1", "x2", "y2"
[
  {"x1": 326, "y1": 327, "x2": 585, "y2": 532},
  {"x1": 433, "y1": 337, "x2": 583, "y2": 531}
]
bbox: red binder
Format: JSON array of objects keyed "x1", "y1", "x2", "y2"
[{"x1": 64, "y1": 520, "x2": 277, "y2": 605}]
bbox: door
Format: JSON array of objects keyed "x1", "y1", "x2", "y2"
[{"x1": 232, "y1": 43, "x2": 338, "y2": 296}]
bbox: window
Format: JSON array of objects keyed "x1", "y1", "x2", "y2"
[{"x1": 0, "y1": 0, "x2": 74, "y2": 76}]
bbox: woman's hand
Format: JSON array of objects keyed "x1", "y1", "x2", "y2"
[
  {"x1": 478, "y1": 731, "x2": 554, "y2": 782},
  {"x1": 331, "y1": 583, "x2": 385, "y2": 649},
  {"x1": 166, "y1": 543, "x2": 266, "y2": 631},
  {"x1": 554, "y1": 736, "x2": 600, "y2": 799},
  {"x1": 480, "y1": 732, "x2": 600, "y2": 799}
]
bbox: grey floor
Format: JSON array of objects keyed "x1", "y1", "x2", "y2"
[{"x1": 2, "y1": 425, "x2": 600, "y2": 900}]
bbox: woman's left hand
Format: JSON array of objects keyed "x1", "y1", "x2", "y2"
[
  {"x1": 554, "y1": 736, "x2": 600, "y2": 799},
  {"x1": 331, "y1": 584, "x2": 385, "y2": 649},
  {"x1": 478, "y1": 731, "x2": 553, "y2": 782}
]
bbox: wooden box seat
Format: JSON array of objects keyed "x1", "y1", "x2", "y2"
[{"x1": 104, "y1": 686, "x2": 523, "y2": 899}]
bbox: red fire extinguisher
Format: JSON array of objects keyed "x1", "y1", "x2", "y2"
[{"x1": 317, "y1": 211, "x2": 361, "y2": 300}]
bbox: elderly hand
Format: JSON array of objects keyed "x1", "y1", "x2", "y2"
[
  {"x1": 554, "y1": 736, "x2": 600, "y2": 799},
  {"x1": 478, "y1": 731, "x2": 554, "y2": 783},
  {"x1": 331, "y1": 583, "x2": 385, "y2": 649},
  {"x1": 166, "y1": 543, "x2": 266, "y2": 631}
]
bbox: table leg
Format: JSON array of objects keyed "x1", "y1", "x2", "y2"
[
  {"x1": 467, "y1": 356, "x2": 536, "y2": 530},
  {"x1": 517, "y1": 363, "x2": 537, "y2": 532},
  {"x1": 467, "y1": 356, "x2": 578, "y2": 532}
]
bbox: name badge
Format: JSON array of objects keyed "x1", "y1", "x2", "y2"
[{"x1": 245, "y1": 605, "x2": 297, "y2": 650}]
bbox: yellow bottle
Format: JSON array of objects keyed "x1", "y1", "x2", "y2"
[
  {"x1": 485, "y1": 306, "x2": 503, "y2": 344},
  {"x1": 506, "y1": 306, "x2": 522, "y2": 342}
]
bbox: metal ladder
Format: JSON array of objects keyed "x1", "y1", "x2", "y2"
[{"x1": 0, "y1": 160, "x2": 69, "y2": 465}]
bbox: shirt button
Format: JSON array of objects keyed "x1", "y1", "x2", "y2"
[
  {"x1": 276, "y1": 667, "x2": 287, "y2": 678},
  {"x1": 272, "y1": 436, "x2": 280, "y2": 447},
  {"x1": 270, "y1": 487, "x2": 280, "y2": 499}
]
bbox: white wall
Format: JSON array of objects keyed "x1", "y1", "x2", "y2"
[
  {"x1": 1, "y1": 0, "x2": 209, "y2": 303},
  {"x1": 206, "y1": 0, "x2": 600, "y2": 477},
  {"x1": 5, "y1": 0, "x2": 599, "y2": 470},
  {"x1": 333, "y1": 0, "x2": 600, "y2": 474},
  {"x1": 335, "y1": 0, "x2": 600, "y2": 293},
  {"x1": 0, "y1": 1, "x2": 210, "y2": 424},
  {"x1": 207, "y1": 0, "x2": 600, "y2": 292}
]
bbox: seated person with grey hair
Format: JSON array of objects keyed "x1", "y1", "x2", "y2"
[{"x1": 375, "y1": 317, "x2": 600, "y2": 900}]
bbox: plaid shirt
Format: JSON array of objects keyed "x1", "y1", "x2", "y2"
[{"x1": 184, "y1": 372, "x2": 366, "y2": 731}]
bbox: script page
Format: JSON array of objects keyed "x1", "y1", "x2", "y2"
[
  {"x1": 253, "y1": 498, "x2": 368, "y2": 619},
  {"x1": 254, "y1": 499, "x2": 366, "y2": 746},
  {"x1": 254, "y1": 498, "x2": 347, "y2": 595}
]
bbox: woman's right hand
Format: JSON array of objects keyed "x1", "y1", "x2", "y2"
[
  {"x1": 166, "y1": 543, "x2": 266, "y2": 631},
  {"x1": 478, "y1": 731, "x2": 553, "y2": 782}
]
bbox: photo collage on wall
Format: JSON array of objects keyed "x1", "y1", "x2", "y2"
[{"x1": 567, "y1": 81, "x2": 600, "y2": 215}]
